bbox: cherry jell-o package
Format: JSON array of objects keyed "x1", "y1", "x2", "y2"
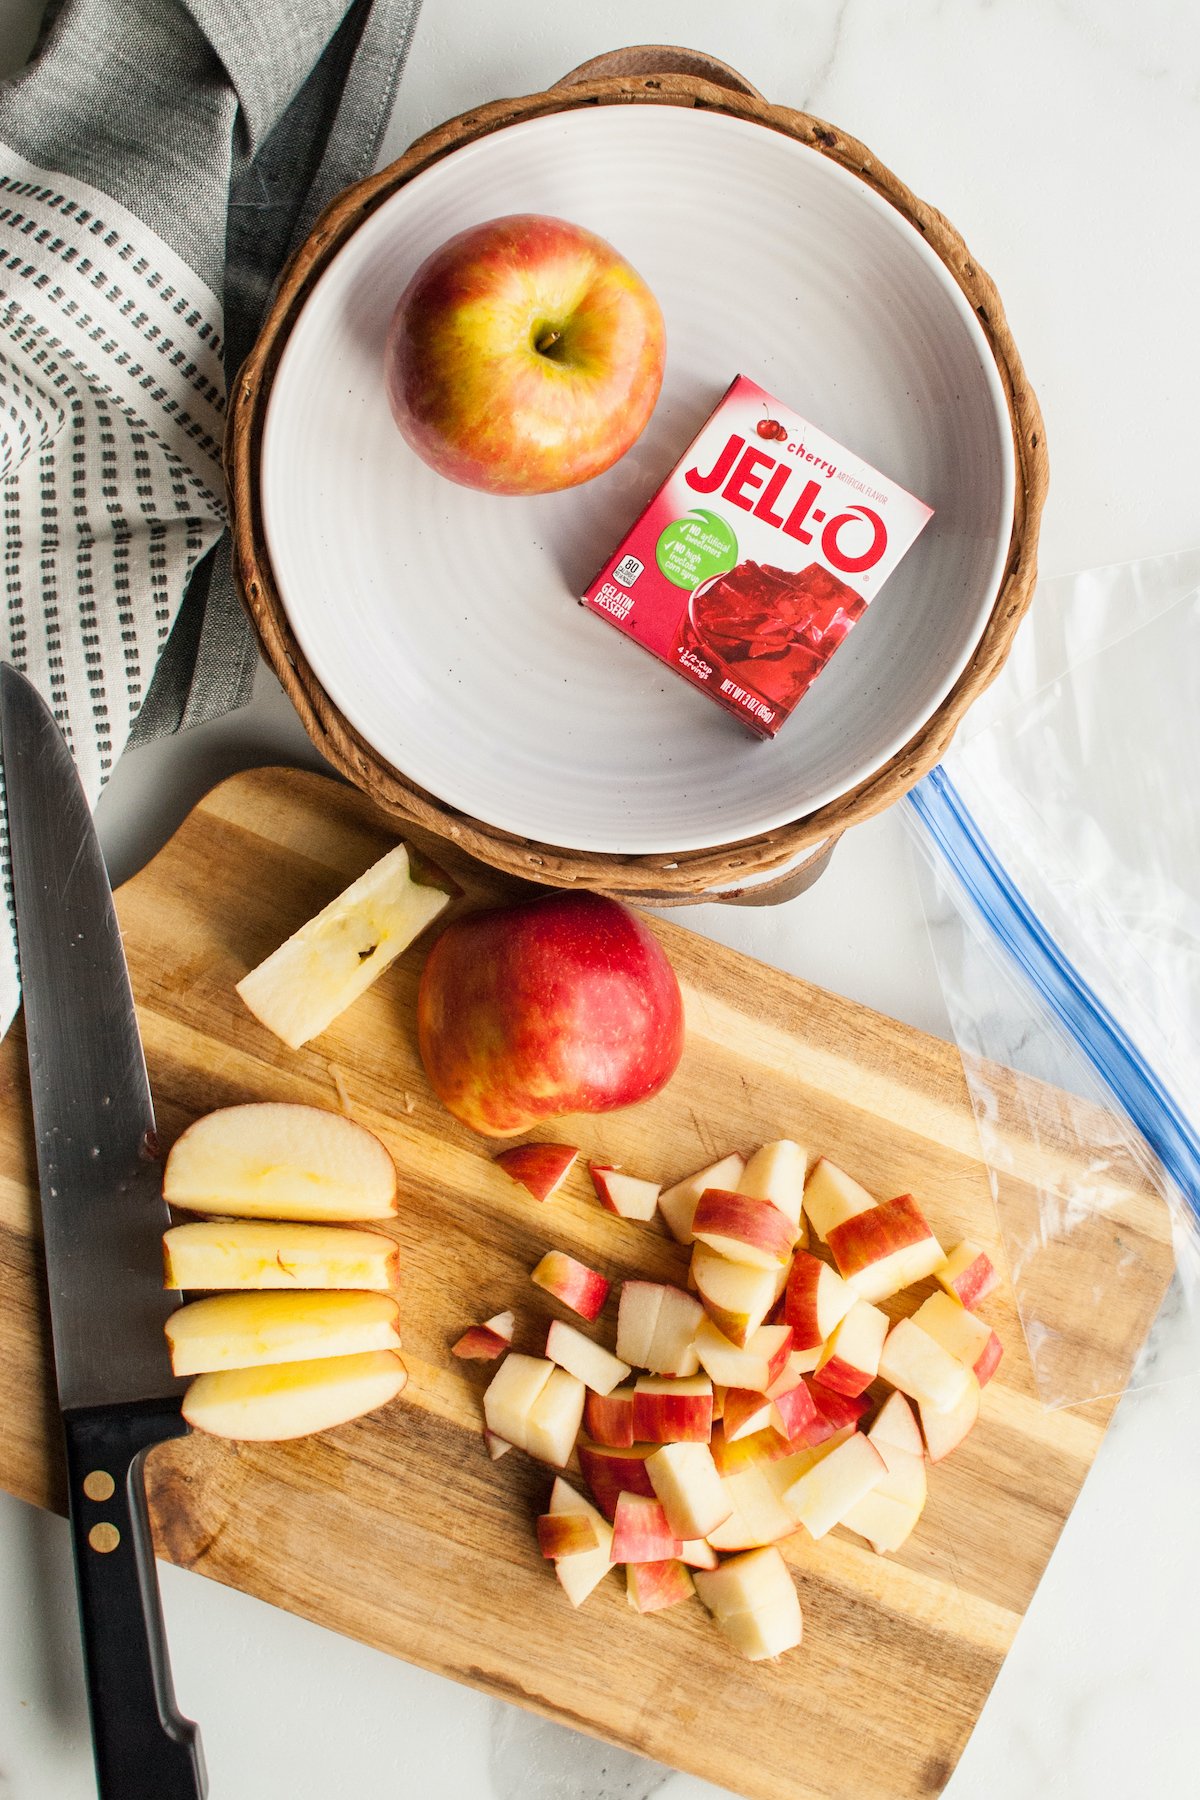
[{"x1": 582, "y1": 375, "x2": 934, "y2": 737}]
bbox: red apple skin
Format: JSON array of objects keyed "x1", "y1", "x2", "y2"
[
  {"x1": 536, "y1": 1513, "x2": 598, "y2": 1558},
  {"x1": 626, "y1": 1559, "x2": 695, "y2": 1613},
  {"x1": 584, "y1": 1388, "x2": 636, "y2": 1448},
  {"x1": 576, "y1": 1442, "x2": 657, "y2": 1520},
  {"x1": 493, "y1": 1143, "x2": 578, "y2": 1202},
  {"x1": 973, "y1": 1331, "x2": 1004, "y2": 1387},
  {"x1": 386, "y1": 214, "x2": 666, "y2": 495},
  {"x1": 768, "y1": 1379, "x2": 826, "y2": 1445},
  {"x1": 610, "y1": 1493, "x2": 680, "y2": 1563},
  {"x1": 806, "y1": 1381, "x2": 870, "y2": 1433},
  {"x1": 531, "y1": 1252, "x2": 610, "y2": 1323},
  {"x1": 417, "y1": 892, "x2": 685, "y2": 1137},
  {"x1": 691, "y1": 1190, "x2": 796, "y2": 1265},
  {"x1": 825, "y1": 1193, "x2": 934, "y2": 1277},
  {"x1": 632, "y1": 1382, "x2": 714, "y2": 1445},
  {"x1": 451, "y1": 1324, "x2": 510, "y2": 1361}
]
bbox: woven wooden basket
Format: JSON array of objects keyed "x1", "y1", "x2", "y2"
[{"x1": 226, "y1": 46, "x2": 1047, "y2": 905}]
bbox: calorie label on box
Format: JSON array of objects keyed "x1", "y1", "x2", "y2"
[{"x1": 581, "y1": 374, "x2": 934, "y2": 738}]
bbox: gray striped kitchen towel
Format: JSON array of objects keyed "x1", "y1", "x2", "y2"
[{"x1": 0, "y1": 0, "x2": 423, "y2": 1035}]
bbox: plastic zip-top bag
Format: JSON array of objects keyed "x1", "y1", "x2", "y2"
[{"x1": 905, "y1": 548, "x2": 1200, "y2": 1407}]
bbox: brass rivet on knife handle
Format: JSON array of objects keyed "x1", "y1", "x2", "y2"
[
  {"x1": 88, "y1": 1522, "x2": 121, "y2": 1554},
  {"x1": 83, "y1": 1470, "x2": 116, "y2": 1502}
]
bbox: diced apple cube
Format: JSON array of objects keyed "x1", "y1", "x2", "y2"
[
  {"x1": 690, "y1": 1246, "x2": 783, "y2": 1348},
  {"x1": 783, "y1": 1431, "x2": 886, "y2": 1540},
  {"x1": 643, "y1": 1285, "x2": 704, "y2": 1376},
  {"x1": 632, "y1": 1375, "x2": 713, "y2": 1444},
  {"x1": 693, "y1": 1547, "x2": 803, "y2": 1661},
  {"x1": 525, "y1": 1366, "x2": 587, "y2": 1467},
  {"x1": 531, "y1": 1252, "x2": 609, "y2": 1323},
  {"x1": 691, "y1": 1190, "x2": 797, "y2": 1269},
  {"x1": 869, "y1": 1390, "x2": 924, "y2": 1462},
  {"x1": 575, "y1": 1441, "x2": 656, "y2": 1520},
  {"x1": 483, "y1": 1430, "x2": 513, "y2": 1460},
  {"x1": 163, "y1": 1103, "x2": 397, "y2": 1221},
  {"x1": 679, "y1": 1538, "x2": 720, "y2": 1570},
  {"x1": 910, "y1": 1292, "x2": 1003, "y2": 1386},
  {"x1": 537, "y1": 1512, "x2": 599, "y2": 1558},
  {"x1": 615, "y1": 1280, "x2": 664, "y2": 1366},
  {"x1": 878, "y1": 1317, "x2": 970, "y2": 1412},
  {"x1": 546, "y1": 1477, "x2": 615, "y2": 1607},
  {"x1": 626, "y1": 1560, "x2": 695, "y2": 1613},
  {"x1": 583, "y1": 1385, "x2": 635, "y2": 1447},
  {"x1": 935, "y1": 1240, "x2": 1000, "y2": 1311},
  {"x1": 764, "y1": 1373, "x2": 827, "y2": 1447},
  {"x1": 658, "y1": 1152, "x2": 746, "y2": 1245},
  {"x1": 920, "y1": 1372, "x2": 981, "y2": 1463},
  {"x1": 493, "y1": 1143, "x2": 578, "y2": 1202},
  {"x1": 693, "y1": 1318, "x2": 793, "y2": 1393},
  {"x1": 645, "y1": 1441, "x2": 731, "y2": 1539},
  {"x1": 808, "y1": 1383, "x2": 870, "y2": 1433},
  {"x1": 782, "y1": 1249, "x2": 854, "y2": 1350},
  {"x1": 812, "y1": 1299, "x2": 888, "y2": 1398},
  {"x1": 827, "y1": 1194, "x2": 944, "y2": 1303},
  {"x1": 722, "y1": 1388, "x2": 775, "y2": 1442},
  {"x1": 482, "y1": 1354, "x2": 555, "y2": 1453},
  {"x1": 737, "y1": 1139, "x2": 807, "y2": 1238},
  {"x1": 235, "y1": 842, "x2": 453, "y2": 1049},
  {"x1": 452, "y1": 1310, "x2": 514, "y2": 1361},
  {"x1": 610, "y1": 1492, "x2": 680, "y2": 1563},
  {"x1": 802, "y1": 1158, "x2": 875, "y2": 1242},
  {"x1": 545, "y1": 1319, "x2": 631, "y2": 1396},
  {"x1": 589, "y1": 1165, "x2": 661, "y2": 1221}
]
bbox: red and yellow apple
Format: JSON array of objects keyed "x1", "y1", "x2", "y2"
[
  {"x1": 385, "y1": 214, "x2": 666, "y2": 495},
  {"x1": 417, "y1": 891, "x2": 684, "y2": 1137}
]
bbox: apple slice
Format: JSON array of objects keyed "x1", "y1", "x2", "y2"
[
  {"x1": 694, "y1": 1318, "x2": 793, "y2": 1393},
  {"x1": 690, "y1": 1246, "x2": 783, "y2": 1348},
  {"x1": 484, "y1": 1429, "x2": 513, "y2": 1460},
  {"x1": 646, "y1": 1441, "x2": 731, "y2": 1539},
  {"x1": 807, "y1": 1383, "x2": 871, "y2": 1433},
  {"x1": 783, "y1": 1431, "x2": 886, "y2": 1539},
  {"x1": 722, "y1": 1388, "x2": 775, "y2": 1442},
  {"x1": 526, "y1": 1366, "x2": 587, "y2": 1467},
  {"x1": 693, "y1": 1546, "x2": 803, "y2": 1662},
  {"x1": 576, "y1": 1442, "x2": 656, "y2": 1520},
  {"x1": 545, "y1": 1477, "x2": 615, "y2": 1607},
  {"x1": 494, "y1": 1143, "x2": 578, "y2": 1203},
  {"x1": 531, "y1": 1252, "x2": 609, "y2": 1323},
  {"x1": 537, "y1": 1512, "x2": 599, "y2": 1558},
  {"x1": 869, "y1": 1390, "x2": 925, "y2": 1461},
  {"x1": 935, "y1": 1240, "x2": 1001, "y2": 1311},
  {"x1": 165, "y1": 1290, "x2": 401, "y2": 1377},
  {"x1": 644, "y1": 1285, "x2": 704, "y2": 1376},
  {"x1": 878, "y1": 1317, "x2": 970, "y2": 1413},
  {"x1": 910, "y1": 1292, "x2": 1003, "y2": 1386},
  {"x1": 545, "y1": 1319, "x2": 631, "y2": 1396},
  {"x1": 827, "y1": 1194, "x2": 944, "y2": 1303},
  {"x1": 589, "y1": 1164, "x2": 661, "y2": 1221},
  {"x1": 920, "y1": 1372, "x2": 981, "y2": 1463},
  {"x1": 679, "y1": 1537, "x2": 720, "y2": 1571},
  {"x1": 782, "y1": 1250, "x2": 854, "y2": 1350},
  {"x1": 802, "y1": 1158, "x2": 875, "y2": 1242},
  {"x1": 162, "y1": 1220, "x2": 398, "y2": 1291},
  {"x1": 632, "y1": 1375, "x2": 713, "y2": 1444},
  {"x1": 738, "y1": 1140, "x2": 807, "y2": 1240},
  {"x1": 584, "y1": 1385, "x2": 635, "y2": 1447},
  {"x1": 626, "y1": 1560, "x2": 695, "y2": 1614},
  {"x1": 452, "y1": 1311, "x2": 514, "y2": 1361},
  {"x1": 812, "y1": 1299, "x2": 888, "y2": 1398},
  {"x1": 182, "y1": 1349, "x2": 407, "y2": 1441},
  {"x1": 235, "y1": 841, "x2": 454, "y2": 1049},
  {"x1": 482, "y1": 1353, "x2": 555, "y2": 1453},
  {"x1": 691, "y1": 1190, "x2": 796, "y2": 1269},
  {"x1": 163, "y1": 1103, "x2": 397, "y2": 1221},
  {"x1": 658, "y1": 1152, "x2": 746, "y2": 1245},
  {"x1": 610, "y1": 1492, "x2": 680, "y2": 1563}
]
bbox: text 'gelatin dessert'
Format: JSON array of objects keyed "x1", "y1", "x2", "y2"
[{"x1": 581, "y1": 374, "x2": 934, "y2": 738}]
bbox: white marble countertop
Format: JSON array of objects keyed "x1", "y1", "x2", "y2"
[{"x1": 3, "y1": 1, "x2": 1199, "y2": 1795}]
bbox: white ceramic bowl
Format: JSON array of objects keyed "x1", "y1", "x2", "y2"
[{"x1": 261, "y1": 104, "x2": 1015, "y2": 855}]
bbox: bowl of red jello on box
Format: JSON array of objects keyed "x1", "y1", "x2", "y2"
[{"x1": 227, "y1": 47, "x2": 1045, "y2": 904}]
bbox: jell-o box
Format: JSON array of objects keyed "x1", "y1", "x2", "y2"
[{"x1": 581, "y1": 374, "x2": 934, "y2": 738}]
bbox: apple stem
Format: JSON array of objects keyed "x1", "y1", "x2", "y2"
[{"x1": 535, "y1": 327, "x2": 563, "y2": 355}]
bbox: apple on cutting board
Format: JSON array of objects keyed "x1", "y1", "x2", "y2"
[{"x1": 385, "y1": 213, "x2": 666, "y2": 495}]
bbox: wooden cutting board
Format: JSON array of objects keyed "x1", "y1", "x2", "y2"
[{"x1": 0, "y1": 767, "x2": 1172, "y2": 1800}]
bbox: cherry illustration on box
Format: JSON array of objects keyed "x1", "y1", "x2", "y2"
[{"x1": 581, "y1": 375, "x2": 934, "y2": 738}]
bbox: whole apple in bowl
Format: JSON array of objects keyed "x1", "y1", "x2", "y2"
[
  {"x1": 384, "y1": 214, "x2": 666, "y2": 495},
  {"x1": 417, "y1": 891, "x2": 684, "y2": 1135}
]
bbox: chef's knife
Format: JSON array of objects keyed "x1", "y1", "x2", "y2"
[{"x1": 0, "y1": 663, "x2": 205, "y2": 1799}]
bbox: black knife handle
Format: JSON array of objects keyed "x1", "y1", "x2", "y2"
[{"x1": 63, "y1": 1401, "x2": 207, "y2": 1800}]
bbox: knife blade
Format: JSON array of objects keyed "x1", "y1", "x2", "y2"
[{"x1": 1, "y1": 662, "x2": 205, "y2": 1799}]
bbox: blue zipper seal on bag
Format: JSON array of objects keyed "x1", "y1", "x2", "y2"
[{"x1": 907, "y1": 766, "x2": 1200, "y2": 1226}]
